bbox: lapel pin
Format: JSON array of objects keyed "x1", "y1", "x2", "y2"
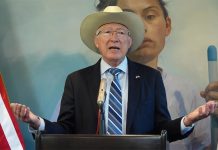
[{"x1": 135, "y1": 75, "x2": 140, "y2": 79}]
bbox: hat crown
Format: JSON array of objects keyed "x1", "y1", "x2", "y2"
[{"x1": 103, "y1": 6, "x2": 123, "y2": 13}]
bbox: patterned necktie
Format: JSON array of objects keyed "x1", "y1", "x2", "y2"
[{"x1": 107, "y1": 68, "x2": 122, "y2": 135}]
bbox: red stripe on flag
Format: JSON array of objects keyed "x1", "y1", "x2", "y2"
[
  {"x1": 0, "y1": 124, "x2": 10, "y2": 150},
  {"x1": 0, "y1": 74, "x2": 25, "y2": 149}
]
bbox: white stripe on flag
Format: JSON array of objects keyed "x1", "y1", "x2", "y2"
[{"x1": 0, "y1": 94, "x2": 24, "y2": 150}]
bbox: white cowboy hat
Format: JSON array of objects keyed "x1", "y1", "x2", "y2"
[{"x1": 80, "y1": 6, "x2": 144, "y2": 53}]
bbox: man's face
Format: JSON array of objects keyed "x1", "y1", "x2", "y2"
[
  {"x1": 117, "y1": 0, "x2": 171, "y2": 65},
  {"x1": 94, "y1": 23, "x2": 132, "y2": 67}
]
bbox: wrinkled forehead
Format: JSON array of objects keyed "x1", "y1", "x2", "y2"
[{"x1": 97, "y1": 23, "x2": 129, "y2": 30}]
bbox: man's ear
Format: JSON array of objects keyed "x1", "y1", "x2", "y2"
[
  {"x1": 165, "y1": 16, "x2": 172, "y2": 36},
  {"x1": 128, "y1": 37, "x2": 133, "y2": 50},
  {"x1": 94, "y1": 37, "x2": 99, "y2": 48}
]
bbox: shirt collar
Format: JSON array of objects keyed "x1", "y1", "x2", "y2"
[
  {"x1": 100, "y1": 57, "x2": 128, "y2": 75},
  {"x1": 157, "y1": 66, "x2": 167, "y2": 80}
]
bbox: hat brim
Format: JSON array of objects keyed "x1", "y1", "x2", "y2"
[{"x1": 80, "y1": 11, "x2": 144, "y2": 53}]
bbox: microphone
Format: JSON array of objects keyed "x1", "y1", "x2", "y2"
[
  {"x1": 97, "y1": 78, "x2": 106, "y2": 107},
  {"x1": 207, "y1": 45, "x2": 218, "y2": 82}
]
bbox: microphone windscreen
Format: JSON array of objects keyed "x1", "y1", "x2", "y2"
[{"x1": 97, "y1": 78, "x2": 106, "y2": 106}]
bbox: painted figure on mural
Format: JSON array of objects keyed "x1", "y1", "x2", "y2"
[{"x1": 95, "y1": 0, "x2": 218, "y2": 149}]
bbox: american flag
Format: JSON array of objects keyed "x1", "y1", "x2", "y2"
[{"x1": 0, "y1": 74, "x2": 25, "y2": 150}]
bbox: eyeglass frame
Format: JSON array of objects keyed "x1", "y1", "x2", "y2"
[{"x1": 95, "y1": 29, "x2": 131, "y2": 38}]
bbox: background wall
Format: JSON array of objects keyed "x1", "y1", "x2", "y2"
[
  {"x1": 160, "y1": 0, "x2": 218, "y2": 87},
  {"x1": 0, "y1": 0, "x2": 217, "y2": 149}
]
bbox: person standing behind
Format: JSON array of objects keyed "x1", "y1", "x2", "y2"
[{"x1": 96, "y1": 0, "x2": 214, "y2": 149}]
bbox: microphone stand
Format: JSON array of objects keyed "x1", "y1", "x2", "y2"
[
  {"x1": 98, "y1": 102, "x2": 106, "y2": 135},
  {"x1": 97, "y1": 78, "x2": 107, "y2": 135}
]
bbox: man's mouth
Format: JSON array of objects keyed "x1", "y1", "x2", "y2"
[
  {"x1": 143, "y1": 38, "x2": 153, "y2": 43},
  {"x1": 138, "y1": 38, "x2": 153, "y2": 49},
  {"x1": 109, "y1": 46, "x2": 120, "y2": 50}
]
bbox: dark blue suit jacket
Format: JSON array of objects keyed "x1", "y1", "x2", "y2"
[{"x1": 43, "y1": 58, "x2": 192, "y2": 142}]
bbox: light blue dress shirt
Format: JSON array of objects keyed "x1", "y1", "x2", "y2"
[{"x1": 100, "y1": 57, "x2": 128, "y2": 134}]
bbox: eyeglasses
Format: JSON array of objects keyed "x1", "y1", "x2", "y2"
[{"x1": 96, "y1": 29, "x2": 131, "y2": 38}]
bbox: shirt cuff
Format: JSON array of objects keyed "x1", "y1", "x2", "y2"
[
  {"x1": 181, "y1": 116, "x2": 194, "y2": 135},
  {"x1": 28, "y1": 117, "x2": 45, "y2": 133}
]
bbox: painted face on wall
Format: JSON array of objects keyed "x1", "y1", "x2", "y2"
[{"x1": 116, "y1": 0, "x2": 171, "y2": 65}]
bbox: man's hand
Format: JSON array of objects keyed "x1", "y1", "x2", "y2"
[
  {"x1": 201, "y1": 81, "x2": 218, "y2": 102},
  {"x1": 183, "y1": 101, "x2": 218, "y2": 126},
  {"x1": 10, "y1": 103, "x2": 40, "y2": 129},
  {"x1": 200, "y1": 81, "x2": 218, "y2": 115}
]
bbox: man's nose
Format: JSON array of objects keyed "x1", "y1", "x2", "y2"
[{"x1": 110, "y1": 32, "x2": 119, "y2": 41}]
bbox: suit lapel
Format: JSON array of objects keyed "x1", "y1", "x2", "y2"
[
  {"x1": 86, "y1": 59, "x2": 101, "y2": 118},
  {"x1": 126, "y1": 60, "x2": 142, "y2": 133}
]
